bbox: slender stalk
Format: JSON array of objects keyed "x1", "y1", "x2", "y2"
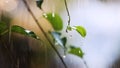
[
  {"x1": 8, "y1": 22, "x2": 11, "y2": 45},
  {"x1": 0, "y1": 29, "x2": 8, "y2": 36},
  {"x1": 64, "y1": 0, "x2": 71, "y2": 32},
  {"x1": 64, "y1": 0, "x2": 89, "y2": 68},
  {"x1": 22, "y1": 0, "x2": 67, "y2": 68}
]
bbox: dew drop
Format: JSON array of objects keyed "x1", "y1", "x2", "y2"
[
  {"x1": 63, "y1": 55, "x2": 66, "y2": 58},
  {"x1": 52, "y1": 12, "x2": 55, "y2": 17},
  {"x1": 43, "y1": 13, "x2": 47, "y2": 18}
]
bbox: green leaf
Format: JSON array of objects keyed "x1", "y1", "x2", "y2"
[
  {"x1": 74, "y1": 26, "x2": 86, "y2": 37},
  {"x1": 36, "y1": 0, "x2": 43, "y2": 9},
  {"x1": 43, "y1": 13, "x2": 63, "y2": 31},
  {"x1": 11, "y1": 25, "x2": 40, "y2": 40},
  {"x1": 0, "y1": 21, "x2": 8, "y2": 35},
  {"x1": 69, "y1": 46, "x2": 84, "y2": 58}
]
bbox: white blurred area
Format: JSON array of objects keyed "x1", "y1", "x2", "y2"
[{"x1": 60, "y1": 0, "x2": 120, "y2": 68}]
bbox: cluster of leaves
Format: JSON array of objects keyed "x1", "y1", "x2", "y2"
[
  {"x1": 50, "y1": 31, "x2": 84, "y2": 58},
  {"x1": 36, "y1": 0, "x2": 86, "y2": 58},
  {"x1": 0, "y1": 0, "x2": 86, "y2": 60}
]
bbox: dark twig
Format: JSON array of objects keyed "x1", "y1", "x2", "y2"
[
  {"x1": 64, "y1": 0, "x2": 89, "y2": 68},
  {"x1": 22, "y1": 0, "x2": 67, "y2": 68},
  {"x1": 64, "y1": 0, "x2": 71, "y2": 32}
]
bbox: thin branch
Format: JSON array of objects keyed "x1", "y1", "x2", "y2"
[
  {"x1": 22, "y1": 0, "x2": 67, "y2": 68},
  {"x1": 64, "y1": 0, "x2": 71, "y2": 32},
  {"x1": 0, "y1": 29, "x2": 8, "y2": 36},
  {"x1": 8, "y1": 23, "x2": 11, "y2": 45},
  {"x1": 64, "y1": 1, "x2": 89, "y2": 68}
]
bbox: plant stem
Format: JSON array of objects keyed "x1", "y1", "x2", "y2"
[
  {"x1": 8, "y1": 22, "x2": 11, "y2": 45},
  {"x1": 22, "y1": 0, "x2": 67, "y2": 68},
  {"x1": 0, "y1": 29, "x2": 8, "y2": 36},
  {"x1": 64, "y1": 0, "x2": 71, "y2": 32},
  {"x1": 64, "y1": 1, "x2": 89, "y2": 68}
]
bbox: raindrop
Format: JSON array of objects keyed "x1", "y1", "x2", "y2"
[
  {"x1": 43, "y1": 13, "x2": 47, "y2": 18},
  {"x1": 52, "y1": 12, "x2": 55, "y2": 17},
  {"x1": 63, "y1": 55, "x2": 66, "y2": 58}
]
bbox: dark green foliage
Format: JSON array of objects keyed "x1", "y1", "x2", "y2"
[
  {"x1": 0, "y1": 21, "x2": 8, "y2": 35},
  {"x1": 0, "y1": 15, "x2": 10, "y2": 36},
  {"x1": 61, "y1": 37, "x2": 67, "y2": 47},
  {"x1": 11, "y1": 25, "x2": 28, "y2": 35},
  {"x1": 36, "y1": 0, "x2": 44, "y2": 9},
  {"x1": 11, "y1": 25, "x2": 40, "y2": 40}
]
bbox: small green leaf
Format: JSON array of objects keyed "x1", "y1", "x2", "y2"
[
  {"x1": 69, "y1": 46, "x2": 84, "y2": 58},
  {"x1": 36, "y1": 0, "x2": 43, "y2": 9},
  {"x1": 11, "y1": 25, "x2": 40, "y2": 40},
  {"x1": 74, "y1": 26, "x2": 86, "y2": 37},
  {"x1": 67, "y1": 25, "x2": 72, "y2": 31},
  {"x1": 11, "y1": 26, "x2": 27, "y2": 35},
  {"x1": 43, "y1": 13, "x2": 63, "y2": 31}
]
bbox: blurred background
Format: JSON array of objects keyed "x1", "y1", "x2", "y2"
[
  {"x1": 61, "y1": 0, "x2": 120, "y2": 68},
  {"x1": 1, "y1": 0, "x2": 120, "y2": 68}
]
